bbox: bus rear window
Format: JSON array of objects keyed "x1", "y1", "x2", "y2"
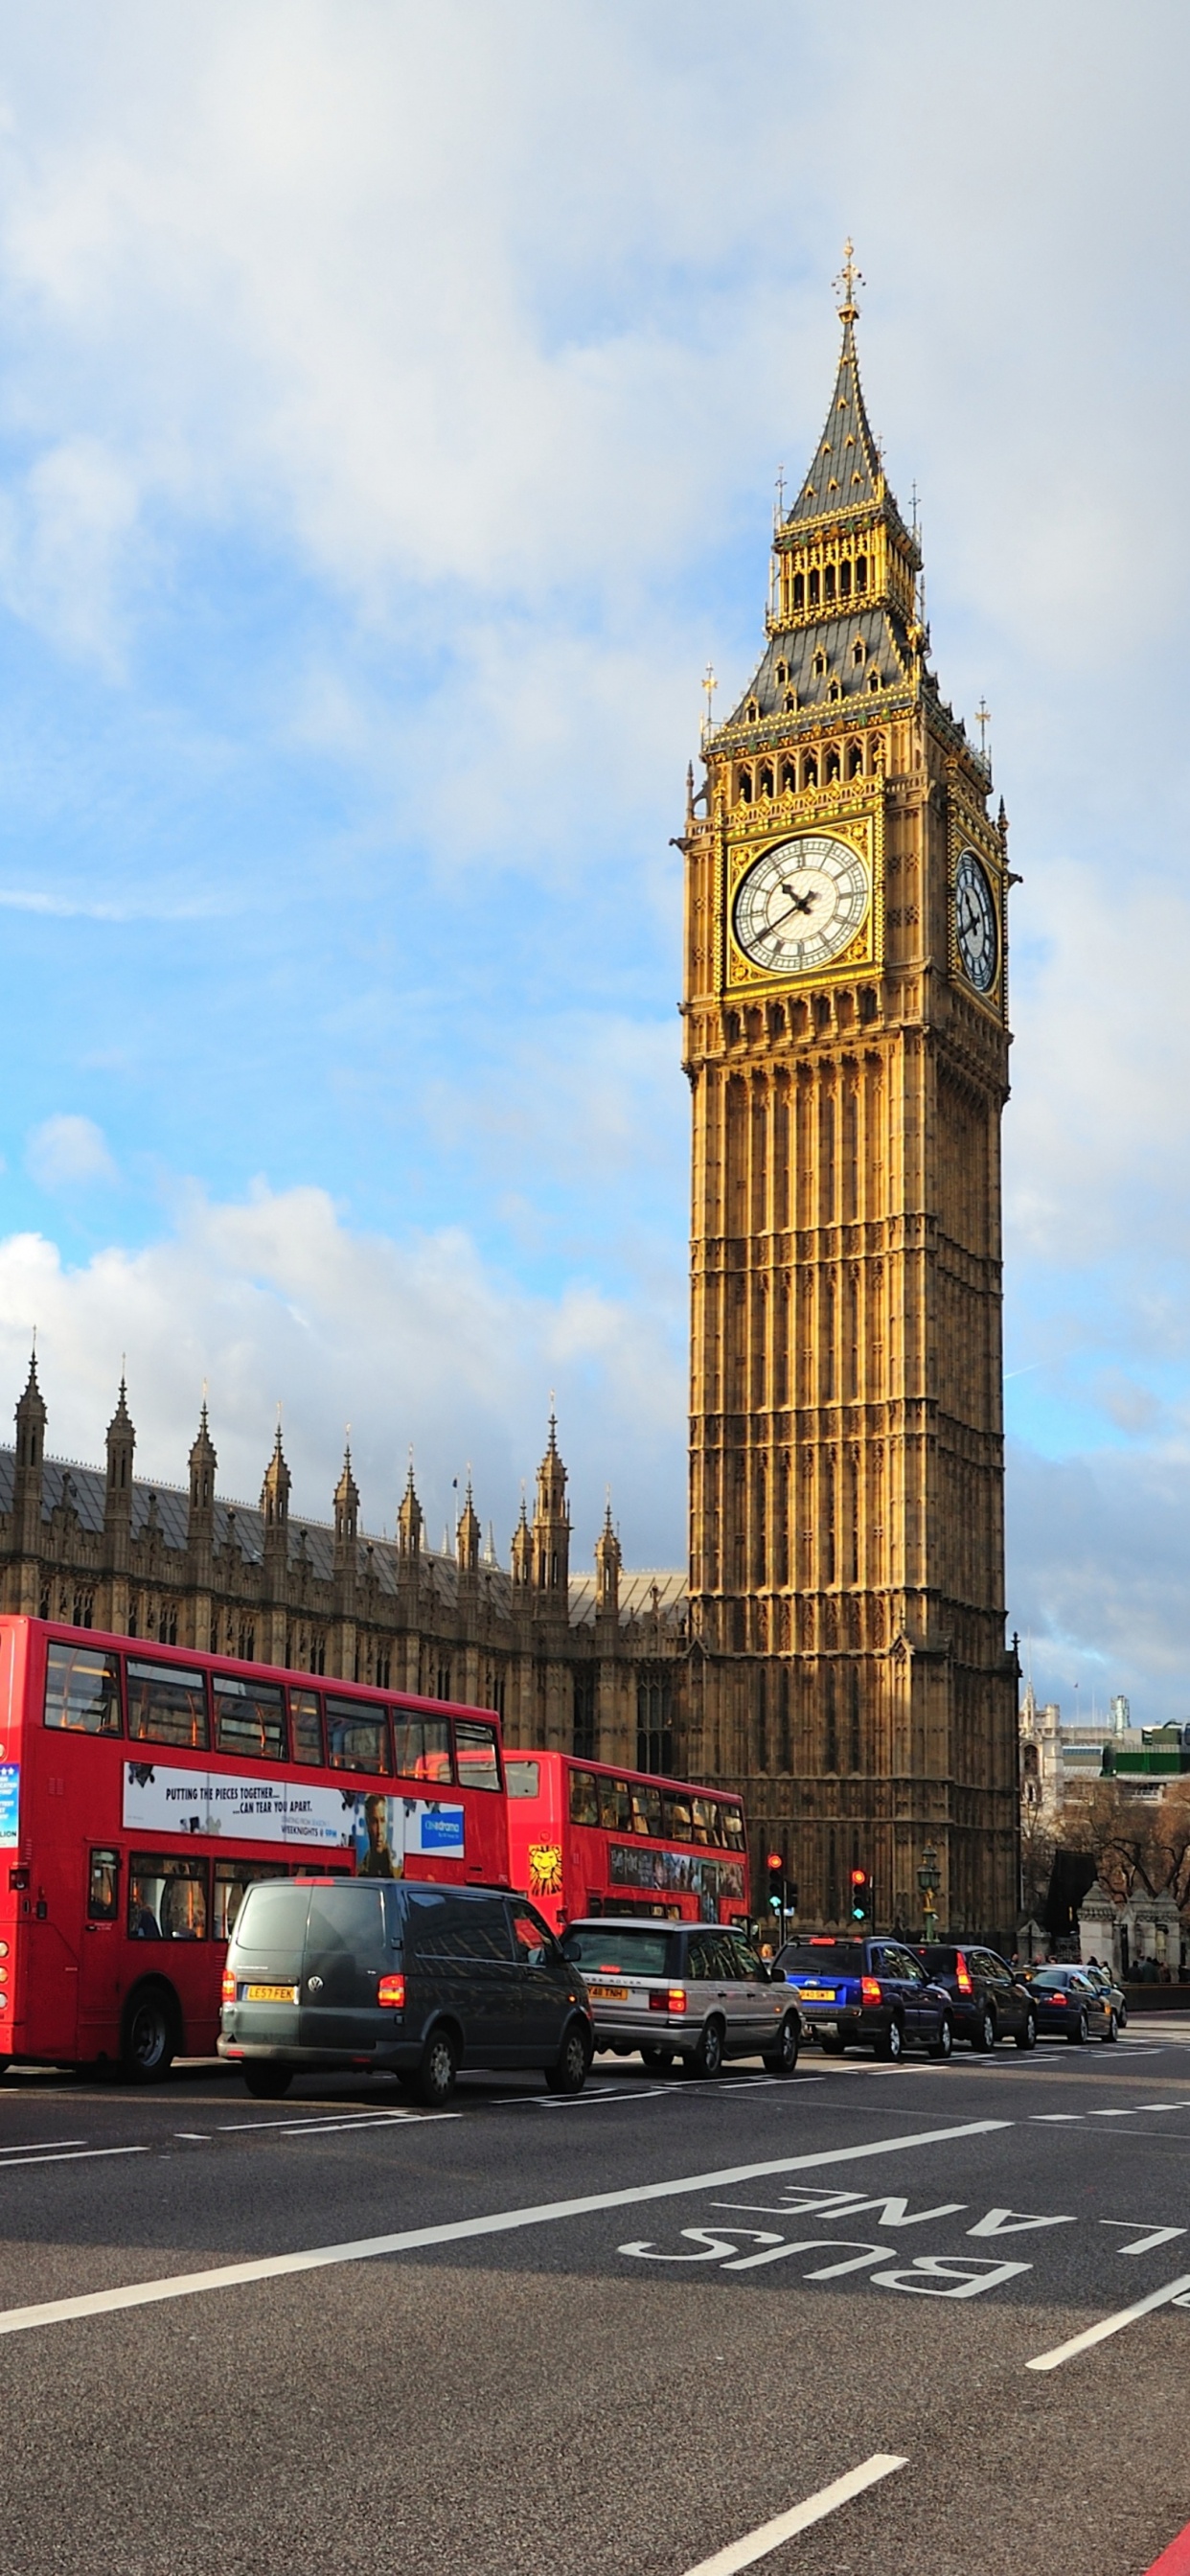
[
  {"x1": 506, "y1": 1760, "x2": 540, "y2": 1799},
  {"x1": 568, "y1": 1770, "x2": 599, "y2": 1827},
  {"x1": 326, "y1": 1698, "x2": 391, "y2": 1775},
  {"x1": 214, "y1": 1678, "x2": 286, "y2": 1762},
  {"x1": 392, "y1": 1714, "x2": 452, "y2": 1783},
  {"x1": 454, "y1": 1720, "x2": 499, "y2": 1790},
  {"x1": 44, "y1": 1641, "x2": 122, "y2": 1736},
  {"x1": 126, "y1": 1660, "x2": 208, "y2": 1750}
]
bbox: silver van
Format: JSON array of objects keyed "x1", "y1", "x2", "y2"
[
  {"x1": 219, "y1": 1878, "x2": 593, "y2": 2106},
  {"x1": 560, "y1": 1919, "x2": 800, "y2": 2078}
]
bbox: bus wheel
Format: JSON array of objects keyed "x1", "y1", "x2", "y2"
[
  {"x1": 242, "y1": 2062, "x2": 292, "y2": 2099},
  {"x1": 0, "y1": 2059, "x2": 10, "y2": 2082},
  {"x1": 120, "y1": 1985, "x2": 177, "y2": 2082}
]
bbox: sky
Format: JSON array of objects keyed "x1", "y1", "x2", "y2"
[{"x1": 0, "y1": 2, "x2": 1188, "y2": 1717}]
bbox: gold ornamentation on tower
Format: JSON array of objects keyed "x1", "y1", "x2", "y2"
[{"x1": 681, "y1": 257, "x2": 1018, "y2": 1938}]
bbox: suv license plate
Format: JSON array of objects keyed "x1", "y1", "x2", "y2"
[{"x1": 588, "y1": 1983, "x2": 629, "y2": 2002}]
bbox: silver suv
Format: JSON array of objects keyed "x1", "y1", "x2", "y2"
[{"x1": 560, "y1": 1918, "x2": 800, "y2": 2078}]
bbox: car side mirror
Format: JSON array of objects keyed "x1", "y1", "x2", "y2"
[{"x1": 767, "y1": 1967, "x2": 786, "y2": 1983}]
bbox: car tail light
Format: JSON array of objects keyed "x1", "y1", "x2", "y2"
[
  {"x1": 955, "y1": 1952, "x2": 973, "y2": 1995},
  {"x1": 378, "y1": 1973, "x2": 405, "y2": 2009},
  {"x1": 1049, "y1": 1992, "x2": 1066, "y2": 2007},
  {"x1": 220, "y1": 1969, "x2": 237, "y2": 2005},
  {"x1": 650, "y1": 1986, "x2": 687, "y2": 2015},
  {"x1": 860, "y1": 1977, "x2": 881, "y2": 2006}
]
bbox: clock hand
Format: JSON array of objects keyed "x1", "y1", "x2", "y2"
[{"x1": 767, "y1": 888, "x2": 820, "y2": 933}]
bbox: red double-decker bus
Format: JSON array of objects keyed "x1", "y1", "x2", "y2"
[
  {"x1": 0, "y1": 1616, "x2": 510, "y2": 2080},
  {"x1": 505, "y1": 1749, "x2": 750, "y2": 1934}
]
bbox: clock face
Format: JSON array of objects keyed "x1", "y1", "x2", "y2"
[
  {"x1": 732, "y1": 834, "x2": 869, "y2": 976},
  {"x1": 954, "y1": 848, "x2": 998, "y2": 994}
]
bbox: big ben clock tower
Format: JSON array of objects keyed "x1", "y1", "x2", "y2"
[{"x1": 681, "y1": 253, "x2": 1018, "y2": 1941}]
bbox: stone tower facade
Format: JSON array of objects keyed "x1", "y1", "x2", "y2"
[{"x1": 680, "y1": 264, "x2": 1019, "y2": 1939}]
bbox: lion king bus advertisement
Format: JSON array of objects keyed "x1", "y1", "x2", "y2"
[{"x1": 505, "y1": 1748, "x2": 749, "y2": 1934}]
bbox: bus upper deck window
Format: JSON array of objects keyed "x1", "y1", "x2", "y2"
[
  {"x1": 214, "y1": 1677, "x2": 286, "y2": 1761},
  {"x1": 691, "y1": 1799, "x2": 716, "y2": 1847},
  {"x1": 454, "y1": 1721, "x2": 500, "y2": 1790},
  {"x1": 44, "y1": 1642, "x2": 122, "y2": 1736},
  {"x1": 325, "y1": 1698, "x2": 391, "y2": 1776},
  {"x1": 630, "y1": 1784, "x2": 662, "y2": 1838},
  {"x1": 506, "y1": 1760, "x2": 540, "y2": 1800},
  {"x1": 599, "y1": 1778, "x2": 632, "y2": 1833},
  {"x1": 721, "y1": 1807, "x2": 745, "y2": 1851},
  {"x1": 568, "y1": 1770, "x2": 599, "y2": 1828},
  {"x1": 289, "y1": 1690, "x2": 323, "y2": 1765},
  {"x1": 126, "y1": 1660, "x2": 209, "y2": 1751},
  {"x1": 392, "y1": 1714, "x2": 452, "y2": 1784}
]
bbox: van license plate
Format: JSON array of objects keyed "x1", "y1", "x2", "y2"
[
  {"x1": 588, "y1": 1983, "x2": 629, "y2": 2002},
  {"x1": 245, "y1": 1984, "x2": 298, "y2": 2004}
]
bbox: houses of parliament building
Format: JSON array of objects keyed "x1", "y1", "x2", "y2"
[{"x1": 0, "y1": 264, "x2": 1020, "y2": 1942}]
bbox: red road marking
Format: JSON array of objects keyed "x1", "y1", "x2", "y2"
[{"x1": 1144, "y1": 2518, "x2": 1190, "y2": 2575}]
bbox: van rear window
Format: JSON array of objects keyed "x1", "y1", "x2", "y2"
[{"x1": 231, "y1": 1884, "x2": 310, "y2": 1952}]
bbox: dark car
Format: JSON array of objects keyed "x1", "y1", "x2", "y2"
[
  {"x1": 913, "y1": 1944, "x2": 1037, "y2": 2053},
  {"x1": 1081, "y1": 1964, "x2": 1128, "y2": 2027},
  {"x1": 774, "y1": 1936, "x2": 953, "y2": 2062},
  {"x1": 560, "y1": 1919, "x2": 800, "y2": 2079},
  {"x1": 218, "y1": 1877, "x2": 593, "y2": 2105},
  {"x1": 1023, "y1": 1966, "x2": 1116, "y2": 2044}
]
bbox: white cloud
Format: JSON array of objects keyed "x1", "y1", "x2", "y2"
[
  {"x1": 25, "y1": 1114, "x2": 118, "y2": 1190},
  {"x1": 0, "y1": 1181, "x2": 685, "y2": 1564}
]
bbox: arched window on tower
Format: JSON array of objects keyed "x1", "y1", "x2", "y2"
[
  {"x1": 792, "y1": 572, "x2": 804, "y2": 610},
  {"x1": 853, "y1": 639, "x2": 865, "y2": 665},
  {"x1": 775, "y1": 660, "x2": 788, "y2": 686},
  {"x1": 781, "y1": 757, "x2": 796, "y2": 793},
  {"x1": 738, "y1": 767, "x2": 753, "y2": 803},
  {"x1": 847, "y1": 740, "x2": 863, "y2": 779},
  {"x1": 868, "y1": 669, "x2": 881, "y2": 692},
  {"x1": 870, "y1": 736, "x2": 884, "y2": 773},
  {"x1": 802, "y1": 751, "x2": 818, "y2": 790},
  {"x1": 855, "y1": 555, "x2": 868, "y2": 591},
  {"x1": 746, "y1": 700, "x2": 759, "y2": 724},
  {"x1": 759, "y1": 763, "x2": 774, "y2": 798},
  {"x1": 825, "y1": 745, "x2": 841, "y2": 782},
  {"x1": 839, "y1": 559, "x2": 852, "y2": 599},
  {"x1": 784, "y1": 688, "x2": 797, "y2": 712},
  {"x1": 824, "y1": 564, "x2": 835, "y2": 603},
  {"x1": 809, "y1": 568, "x2": 820, "y2": 606},
  {"x1": 827, "y1": 679, "x2": 840, "y2": 703},
  {"x1": 812, "y1": 649, "x2": 826, "y2": 678}
]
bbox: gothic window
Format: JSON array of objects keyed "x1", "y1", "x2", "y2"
[
  {"x1": 759, "y1": 763, "x2": 774, "y2": 798},
  {"x1": 781, "y1": 758, "x2": 796, "y2": 792},
  {"x1": 573, "y1": 1671, "x2": 596, "y2": 1762},
  {"x1": 855, "y1": 556, "x2": 867, "y2": 591},
  {"x1": 738, "y1": 767, "x2": 753, "y2": 804},
  {"x1": 636, "y1": 1668, "x2": 673, "y2": 1777},
  {"x1": 839, "y1": 559, "x2": 852, "y2": 599},
  {"x1": 775, "y1": 660, "x2": 788, "y2": 686},
  {"x1": 746, "y1": 701, "x2": 759, "y2": 724},
  {"x1": 801, "y1": 753, "x2": 818, "y2": 790},
  {"x1": 824, "y1": 1671, "x2": 838, "y2": 1774},
  {"x1": 853, "y1": 639, "x2": 865, "y2": 665},
  {"x1": 238, "y1": 1622, "x2": 256, "y2": 1662},
  {"x1": 812, "y1": 649, "x2": 826, "y2": 678},
  {"x1": 827, "y1": 1828, "x2": 839, "y2": 1923},
  {"x1": 779, "y1": 1665, "x2": 792, "y2": 1771},
  {"x1": 825, "y1": 745, "x2": 841, "y2": 782},
  {"x1": 868, "y1": 670, "x2": 881, "y2": 692},
  {"x1": 827, "y1": 679, "x2": 840, "y2": 703},
  {"x1": 847, "y1": 741, "x2": 863, "y2": 779},
  {"x1": 435, "y1": 1660, "x2": 452, "y2": 1702},
  {"x1": 792, "y1": 572, "x2": 804, "y2": 610},
  {"x1": 870, "y1": 736, "x2": 884, "y2": 771},
  {"x1": 73, "y1": 1591, "x2": 94, "y2": 1631},
  {"x1": 784, "y1": 690, "x2": 796, "y2": 713},
  {"x1": 375, "y1": 1646, "x2": 392, "y2": 1690},
  {"x1": 823, "y1": 564, "x2": 835, "y2": 603},
  {"x1": 809, "y1": 568, "x2": 820, "y2": 606}
]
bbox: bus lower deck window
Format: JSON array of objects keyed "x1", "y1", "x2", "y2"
[
  {"x1": 128, "y1": 1853, "x2": 209, "y2": 1941},
  {"x1": 214, "y1": 1859, "x2": 289, "y2": 1942},
  {"x1": 44, "y1": 1642, "x2": 122, "y2": 1736},
  {"x1": 88, "y1": 1849, "x2": 120, "y2": 1920}
]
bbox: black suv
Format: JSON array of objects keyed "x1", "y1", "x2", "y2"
[
  {"x1": 913, "y1": 1944, "x2": 1037, "y2": 2053},
  {"x1": 219, "y1": 1878, "x2": 593, "y2": 2105},
  {"x1": 775, "y1": 1936, "x2": 953, "y2": 2060}
]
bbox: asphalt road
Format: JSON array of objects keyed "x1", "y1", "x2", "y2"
[{"x1": 2, "y1": 2023, "x2": 1190, "y2": 2575}]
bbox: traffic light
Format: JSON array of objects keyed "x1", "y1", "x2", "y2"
[
  {"x1": 850, "y1": 1867, "x2": 870, "y2": 1922},
  {"x1": 767, "y1": 1851, "x2": 785, "y2": 1914}
]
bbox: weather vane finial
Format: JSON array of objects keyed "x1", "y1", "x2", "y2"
[
  {"x1": 700, "y1": 663, "x2": 718, "y2": 746},
  {"x1": 834, "y1": 237, "x2": 863, "y2": 322}
]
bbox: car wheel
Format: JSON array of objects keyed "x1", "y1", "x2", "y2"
[
  {"x1": 412, "y1": 2024, "x2": 459, "y2": 2107},
  {"x1": 929, "y1": 2012, "x2": 954, "y2": 2061},
  {"x1": 877, "y1": 2015, "x2": 904, "y2": 2062},
  {"x1": 688, "y1": 2017, "x2": 724, "y2": 2080},
  {"x1": 762, "y1": 2016, "x2": 800, "y2": 2076},
  {"x1": 545, "y1": 2022, "x2": 591, "y2": 2095},
  {"x1": 1068, "y1": 2010, "x2": 1088, "y2": 2045},
  {"x1": 120, "y1": 1985, "x2": 177, "y2": 2082},
  {"x1": 242, "y1": 2062, "x2": 292, "y2": 2099},
  {"x1": 1015, "y1": 2010, "x2": 1038, "y2": 2052},
  {"x1": 973, "y1": 2007, "x2": 996, "y2": 2053},
  {"x1": 1103, "y1": 2010, "x2": 1118, "y2": 2045},
  {"x1": 1119, "y1": 2004, "x2": 1128, "y2": 2029}
]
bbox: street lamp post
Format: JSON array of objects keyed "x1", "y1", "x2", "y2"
[{"x1": 918, "y1": 1845, "x2": 940, "y2": 1941}]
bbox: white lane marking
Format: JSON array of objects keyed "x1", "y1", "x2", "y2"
[
  {"x1": 1134, "y1": 2104, "x2": 1190, "y2": 2113},
  {"x1": 538, "y1": 2088, "x2": 675, "y2": 2109},
  {"x1": 1101, "y1": 2221, "x2": 1187, "y2": 2255},
  {"x1": 1027, "y1": 2270, "x2": 1190, "y2": 2372},
  {"x1": 1031, "y1": 2114, "x2": 1085, "y2": 2123},
  {"x1": 0, "y1": 2140, "x2": 87, "y2": 2157},
  {"x1": 1088, "y1": 2108, "x2": 1140, "y2": 2118},
  {"x1": 680, "y1": 2452, "x2": 908, "y2": 2574},
  {"x1": 217, "y1": 2111, "x2": 457, "y2": 2132},
  {"x1": 0, "y1": 2147, "x2": 149, "y2": 2170},
  {"x1": 0, "y1": 2119, "x2": 1008, "y2": 2339},
  {"x1": 174, "y1": 2134, "x2": 211, "y2": 2143}
]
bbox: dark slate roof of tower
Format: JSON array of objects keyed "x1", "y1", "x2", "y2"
[
  {"x1": 788, "y1": 316, "x2": 882, "y2": 523},
  {"x1": 724, "y1": 604, "x2": 909, "y2": 729}
]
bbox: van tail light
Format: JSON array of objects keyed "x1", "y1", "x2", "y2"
[
  {"x1": 221, "y1": 1970, "x2": 237, "y2": 2005},
  {"x1": 651, "y1": 1986, "x2": 687, "y2": 2015},
  {"x1": 378, "y1": 1973, "x2": 406, "y2": 2010},
  {"x1": 955, "y1": 1952, "x2": 973, "y2": 1995},
  {"x1": 860, "y1": 1977, "x2": 881, "y2": 2006}
]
